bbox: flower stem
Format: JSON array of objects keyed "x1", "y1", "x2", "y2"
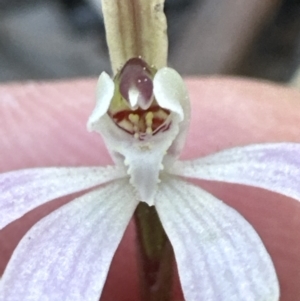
[{"x1": 134, "y1": 202, "x2": 174, "y2": 301}]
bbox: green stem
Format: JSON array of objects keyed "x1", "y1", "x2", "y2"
[{"x1": 134, "y1": 202, "x2": 174, "y2": 301}]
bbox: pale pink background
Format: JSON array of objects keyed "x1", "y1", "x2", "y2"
[{"x1": 0, "y1": 77, "x2": 300, "y2": 300}]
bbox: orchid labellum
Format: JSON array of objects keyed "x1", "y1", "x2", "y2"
[{"x1": 1, "y1": 1, "x2": 300, "y2": 301}]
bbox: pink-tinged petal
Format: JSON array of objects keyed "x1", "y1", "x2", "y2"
[
  {"x1": 0, "y1": 166, "x2": 127, "y2": 229},
  {"x1": 0, "y1": 179, "x2": 138, "y2": 301},
  {"x1": 156, "y1": 177, "x2": 279, "y2": 301},
  {"x1": 171, "y1": 143, "x2": 300, "y2": 201}
]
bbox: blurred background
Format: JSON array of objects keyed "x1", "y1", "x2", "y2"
[{"x1": 0, "y1": 0, "x2": 300, "y2": 85}]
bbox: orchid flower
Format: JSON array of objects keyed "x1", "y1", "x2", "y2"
[{"x1": 1, "y1": 1, "x2": 300, "y2": 301}]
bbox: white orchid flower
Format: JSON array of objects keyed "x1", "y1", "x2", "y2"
[{"x1": 1, "y1": 1, "x2": 300, "y2": 301}]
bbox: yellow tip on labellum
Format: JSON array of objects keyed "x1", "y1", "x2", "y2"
[{"x1": 101, "y1": 0, "x2": 168, "y2": 75}]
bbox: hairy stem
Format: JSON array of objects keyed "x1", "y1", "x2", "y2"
[{"x1": 134, "y1": 202, "x2": 174, "y2": 301}]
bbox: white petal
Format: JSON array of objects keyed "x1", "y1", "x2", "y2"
[
  {"x1": 0, "y1": 165, "x2": 127, "y2": 229},
  {"x1": 153, "y1": 67, "x2": 185, "y2": 120},
  {"x1": 87, "y1": 72, "x2": 114, "y2": 130},
  {"x1": 171, "y1": 143, "x2": 300, "y2": 201},
  {"x1": 0, "y1": 179, "x2": 138, "y2": 301},
  {"x1": 156, "y1": 177, "x2": 279, "y2": 301},
  {"x1": 154, "y1": 67, "x2": 191, "y2": 169}
]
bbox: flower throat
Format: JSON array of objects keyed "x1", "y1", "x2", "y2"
[{"x1": 108, "y1": 57, "x2": 171, "y2": 140}]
